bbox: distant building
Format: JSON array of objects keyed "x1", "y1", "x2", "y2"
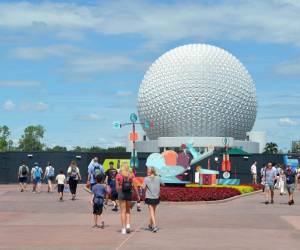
[{"x1": 291, "y1": 141, "x2": 300, "y2": 153}]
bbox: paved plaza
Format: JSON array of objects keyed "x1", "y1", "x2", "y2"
[{"x1": 0, "y1": 184, "x2": 300, "y2": 250}]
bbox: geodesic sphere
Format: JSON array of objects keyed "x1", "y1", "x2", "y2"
[{"x1": 137, "y1": 44, "x2": 257, "y2": 140}]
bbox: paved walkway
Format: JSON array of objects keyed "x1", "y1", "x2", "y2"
[{"x1": 0, "y1": 184, "x2": 300, "y2": 250}]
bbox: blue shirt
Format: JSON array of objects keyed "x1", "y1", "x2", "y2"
[
  {"x1": 285, "y1": 169, "x2": 296, "y2": 185},
  {"x1": 88, "y1": 162, "x2": 104, "y2": 184},
  {"x1": 92, "y1": 184, "x2": 106, "y2": 199},
  {"x1": 264, "y1": 167, "x2": 277, "y2": 185}
]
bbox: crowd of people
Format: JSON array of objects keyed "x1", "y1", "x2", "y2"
[
  {"x1": 17, "y1": 157, "x2": 164, "y2": 234},
  {"x1": 250, "y1": 161, "x2": 300, "y2": 205}
]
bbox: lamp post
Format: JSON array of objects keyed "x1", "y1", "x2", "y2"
[{"x1": 113, "y1": 113, "x2": 154, "y2": 171}]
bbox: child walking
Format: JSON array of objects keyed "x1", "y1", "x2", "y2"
[
  {"x1": 56, "y1": 170, "x2": 66, "y2": 201},
  {"x1": 91, "y1": 174, "x2": 106, "y2": 228}
]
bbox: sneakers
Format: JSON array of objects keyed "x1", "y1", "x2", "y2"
[
  {"x1": 148, "y1": 224, "x2": 153, "y2": 231},
  {"x1": 121, "y1": 228, "x2": 126, "y2": 235},
  {"x1": 137, "y1": 206, "x2": 141, "y2": 212},
  {"x1": 112, "y1": 206, "x2": 118, "y2": 212},
  {"x1": 152, "y1": 226, "x2": 159, "y2": 233},
  {"x1": 99, "y1": 221, "x2": 105, "y2": 229},
  {"x1": 265, "y1": 201, "x2": 269, "y2": 205},
  {"x1": 126, "y1": 225, "x2": 131, "y2": 234}
]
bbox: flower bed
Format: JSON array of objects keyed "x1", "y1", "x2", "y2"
[{"x1": 159, "y1": 186, "x2": 241, "y2": 202}]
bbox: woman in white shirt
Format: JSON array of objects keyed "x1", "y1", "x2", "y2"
[{"x1": 67, "y1": 160, "x2": 81, "y2": 200}]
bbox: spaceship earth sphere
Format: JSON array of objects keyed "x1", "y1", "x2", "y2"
[{"x1": 137, "y1": 44, "x2": 257, "y2": 140}]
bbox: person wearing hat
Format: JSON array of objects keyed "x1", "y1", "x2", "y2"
[
  {"x1": 285, "y1": 164, "x2": 297, "y2": 205},
  {"x1": 31, "y1": 162, "x2": 43, "y2": 193}
]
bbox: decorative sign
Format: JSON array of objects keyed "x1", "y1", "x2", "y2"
[
  {"x1": 144, "y1": 120, "x2": 150, "y2": 129},
  {"x1": 130, "y1": 132, "x2": 139, "y2": 141},
  {"x1": 113, "y1": 121, "x2": 121, "y2": 129},
  {"x1": 130, "y1": 113, "x2": 138, "y2": 123},
  {"x1": 222, "y1": 137, "x2": 229, "y2": 146},
  {"x1": 223, "y1": 171, "x2": 231, "y2": 179}
]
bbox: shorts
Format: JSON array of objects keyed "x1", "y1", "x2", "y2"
[
  {"x1": 47, "y1": 176, "x2": 55, "y2": 182},
  {"x1": 33, "y1": 178, "x2": 41, "y2": 184},
  {"x1": 118, "y1": 191, "x2": 132, "y2": 201},
  {"x1": 19, "y1": 177, "x2": 27, "y2": 183},
  {"x1": 265, "y1": 183, "x2": 274, "y2": 191},
  {"x1": 58, "y1": 184, "x2": 64, "y2": 193},
  {"x1": 286, "y1": 184, "x2": 295, "y2": 194},
  {"x1": 145, "y1": 198, "x2": 160, "y2": 205},
  {"x1": 111, "y1": 190, "x2": 118, "y2": 201},
  {"x1": 93, "y1": 203, "x2": 103, "y2": 215}
]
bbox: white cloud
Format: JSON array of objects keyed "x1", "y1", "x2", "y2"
[
  {"x1": 274, "y1": 57, "x2": 300, "y2": 76},
  {"x1": 67, "y1": 55, "x2": 148, "y2": 73},
  {"x1": 12, "y1": 45, "x2": 78, "y2": 60},
  {"x1": 3, "y1": 100, "x2": 15, "y2": 111},
  {"x1": 279, "y1": 117, "x2": 300, "y2": 126},
  {"x1": 19, "y1": 102, "x2": 49, "y2": 112},
  {"x1": 75, "y1": 113, "x2": 104, "y2": 121},
  {"x1": 34, "y1": 102, "x2": 49, "y2": 111},
  {"x1": 1, "y1": 1, "x2": 300, "y2": 47},
  {"x1": 0, "y1": 80, "x2": 40, "y2": 87},
  {"x1": 116, "y1": 91, "x2": 133, "y2": 97}
]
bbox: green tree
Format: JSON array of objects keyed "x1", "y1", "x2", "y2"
[
  {"x1": 46, "y1": 145, "x2": 68, "y2": 152},
  {"x1": 263, "y1": 142, "x2": 279, "y2": 154},
  {"x1": 88, "y1": 146, "x2": 106, "y2": 152},
  {"x1": 107, "y1": 146, "x2": 126, "y2": 152},
  {"x1": 18, "y1": 125, "x2": 45, "y2": 151},
  {"x1": 0, "y1": 125, "x2": 10, "y2": 151}
]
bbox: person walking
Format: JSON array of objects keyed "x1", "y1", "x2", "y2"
[
  {"x1": 67, "y1": 160, "x2": 81, "y2": 200},
  {"x1": 56, "y1": 170, "x2": 66, "y2": 201},
  {"x1": 116, "y1": 162, "x2": 135, "y2": 234},
  {"x1": 17, "y1": 162, "x2": 29, "y2": 192},
  {"x1": 250, "y1": 161, "x2": 257, "y2": 184},
  {"x1": 142, "y1": 167, "x2": 164, "y2": 233},
  {"x1": 105, "y1": 161, "x2": 118, "y2": 211},
  {"x1": 285, "y1": 165, "x2": 297, "y2": 205},
  {"x1": 87, "y1": 157, "x2": 104, "y2": 191},
  {"x1": 278, "y1": 165, "x2": 286, "y2": 195},
  {"x1": 31, "y1": 162, "x2": 43, "y2": 193},
  {"x1": 44, "y1": 162, "x2": 55, "y2": 193},
  {"x1": 91, "y1": 174, "x2": 106, "y2": 228},
  {"x1": 260, "y1": 164, "x2": 266, "y2": 192},
  {"x1": 263, "y1": 162, "x2": 277, "y2": 204}
]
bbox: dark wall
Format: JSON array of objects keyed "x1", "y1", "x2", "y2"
[
  {"x1": 0, "y1": 152, "x2": 132, "y2": 184},
  {"x1": 0, "y1": 151, "x2": 296, "y2": 184}
]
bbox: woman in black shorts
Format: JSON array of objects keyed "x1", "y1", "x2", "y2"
[{"x1": 142, "y1": 167, "x2": 164, "y2": 233}]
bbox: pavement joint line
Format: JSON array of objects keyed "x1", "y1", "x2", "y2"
[{"x1": 115, "y1": 217, "x2": 148, "y2": 250}]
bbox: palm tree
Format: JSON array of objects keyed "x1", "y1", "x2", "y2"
[{"x1": 263, "y1": 142, "x2": 279, "y2": 154}]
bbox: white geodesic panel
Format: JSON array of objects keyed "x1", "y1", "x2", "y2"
[{"x1": 137, "y1": 44, "x2": 257, "y2": 140}]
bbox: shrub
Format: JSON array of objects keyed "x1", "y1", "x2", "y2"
[{"x1": 159, "y1": 187, "x2": 241, "y2": 202}]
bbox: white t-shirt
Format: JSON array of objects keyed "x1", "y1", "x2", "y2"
[
  {"x1": 56, "y1": 174, "x2": 66, "y2": 184},
  {"x1": 251, "y1": 164, "x2": 257, "y2": 174},
  {"x1": 45, "y1": 166, "x2": 55, "y2": 177}
]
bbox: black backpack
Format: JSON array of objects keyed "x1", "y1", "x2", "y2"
[
  {"x1": 21, "y1": 165, "x2": 28, "y2": 175},
  {"x1": 93, "y1": 195, "x2": 104, "y2": 206},
  {"x1": 122, "y1": 176, "x2": 132, "y2": 193}
]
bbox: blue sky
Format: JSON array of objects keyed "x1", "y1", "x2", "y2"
[{"x1": 0, "y1": 0, "x2": 300, "y2": 150}]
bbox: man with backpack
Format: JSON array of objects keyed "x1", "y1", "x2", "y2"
[
  {"x1": 105, "y1": 161, "x2": 118, "y2": 211},
  {"x1": 44, "y1": 162, "x2": 55, "y2": 193},
  {"x1": 17, "y1": 162, "x2": 29, "y2": 192},
  {"x1": 31, "y1": 162, "x2": 43, "y2": 193},
  {"x1": 88, "y1": 157, "x2": 104, "y2": 191}
]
